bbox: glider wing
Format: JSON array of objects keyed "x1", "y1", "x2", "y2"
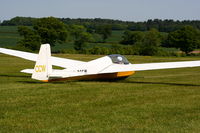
[{"x1": 132, "y1": 61, "x2": 200, "y2": 71}]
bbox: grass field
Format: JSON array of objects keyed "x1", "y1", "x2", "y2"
[
  {"x1": 0, "y1": 54, "x2": 200, "y2": 133},
  {"x1": 0, "y1": 26, "x2": 22, "y2": 47}
]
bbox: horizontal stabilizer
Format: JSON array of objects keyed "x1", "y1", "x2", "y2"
[{"x1": 21, "y1": 69, "x2": 34, "y2": 74}]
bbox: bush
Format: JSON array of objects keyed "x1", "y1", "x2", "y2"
[
  {"x1": 110, "y1": 44, "x2": 140, "y2": 55},
  {"x1": 86, "y1": 44, "x2": 140, "y2": 55},
  {"x1": 88, "y1": 46, "x2": 110, "y2": 55},
  {"x1": 53, "y1": 49, "x2": 77, "y2": 54}
]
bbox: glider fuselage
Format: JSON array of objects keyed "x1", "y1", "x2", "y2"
[{"x1": 46, "y1": 55, "x2": 135, "y2": 82}]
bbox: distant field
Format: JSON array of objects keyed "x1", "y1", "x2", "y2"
[
  {"x1": 0, "y1": 26, "x2": 124, "y2": 51},
  {"x1": 0, "y1": 26, "x2": 22, "y2": 47},
  {"x1": 107, "y1": 30, "x2": 124, "y2": 43},
  {"x1": 0, "y1": 54, "x2": 200, "y2": 132}
]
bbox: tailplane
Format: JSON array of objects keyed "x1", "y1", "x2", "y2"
[{"x1": 32, "y1": 44, "x2": 52, "y2": 81}]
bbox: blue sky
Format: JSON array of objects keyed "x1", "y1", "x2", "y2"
[{"x1": 0, "y1": 0, "x2": 199, "y2": 21}]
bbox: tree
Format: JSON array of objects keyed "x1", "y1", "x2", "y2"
[
  {"x1": 167, "y1": 26, "x2": 200, "y2": 54},
  {"x1": 70, "y1": 25, "x2": 93, "y2": 51},
  {"x1": 74, "y1": 32, "x2": 93, "y2": 51},
  {"x1": 139, "y1": 29, "x2": 161, "y2": 55},
  {"x1": 17, "y1": 17, "x2": 69, "y2": 51},
  {"x1": 70, "y1": 25, "x2": 86, "y2": 40},
  {"x1": 95, "y1": 25, "x2": 112, "y2": 42},
  {"x1": 33, "y1": 17, "x2": 68, "y2": 46},
  {"x1": 17, "y1": 26, "x2": 41, "y2": 51},
  {"x1": 1, "y1": 17, "x2": 36, "y2": 26},
  {"x1": 120, "y1": 31, "x2": 144, "y2": 45}
]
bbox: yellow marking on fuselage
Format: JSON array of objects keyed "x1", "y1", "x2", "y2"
[
  {"x1": 35, "y1": 65, "x2": 46, "y2": 72},
  {"x1": 117, "y1": 71, "x2": 135, "y2": 77},
  {"x1": 42, "y1": 80, "x2": 49, "y2": 82}
]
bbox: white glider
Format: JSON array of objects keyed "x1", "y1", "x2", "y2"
[{"x1": 0, "y1": 44, "x2": 200, "y2": 82}]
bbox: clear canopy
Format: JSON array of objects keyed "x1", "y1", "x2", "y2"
[{"x1": 108, "y1": 54, "x2": 130, "y2": 65}]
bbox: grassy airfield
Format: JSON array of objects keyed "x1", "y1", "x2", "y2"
[{"x1": 0, "y1": 54, "x2": 200, "y2": 133}]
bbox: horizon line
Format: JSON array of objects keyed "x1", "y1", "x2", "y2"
[{"x1": 1, "y1": 16, "x2": 200, "y2": 23}]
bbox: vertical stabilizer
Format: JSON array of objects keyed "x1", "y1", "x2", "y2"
[{"x1": 32, "y1": 44, "x2": 52, "y2": 81}]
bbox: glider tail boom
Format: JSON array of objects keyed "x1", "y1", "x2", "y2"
[{"x1": 31, "y1": 44, "x2": 52, "y2": 81}]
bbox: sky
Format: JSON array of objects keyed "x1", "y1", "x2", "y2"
[{"x1": 0, "y1": 0, "x2": 200, "y2": 22}]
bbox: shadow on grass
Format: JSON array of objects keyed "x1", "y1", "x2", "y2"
[
  {"x1": 17, "y1": 81, "x2": 70, "y2": 84},
  {"x1": 0, "y1": 74, "x2": 29, "y2": 78},
  {"x1": 1, "y1": 74, "x2": 199, "y2": 87},
  {"x1": 13, "y1": 80, "x2": 200, "y2": 87},
  {"x1": 0, "y1": 74, "x2": 67, "y2": 84},
  {"x1": 120, "y1": 80, "x2": 200, "y2": 87}
]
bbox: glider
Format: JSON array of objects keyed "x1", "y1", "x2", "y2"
[{"x1": 0, "y1": 44, "x2": 200, "y2": 82}]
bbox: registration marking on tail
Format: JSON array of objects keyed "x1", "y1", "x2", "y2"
[{"x1": 35, "y1": 65, "x2": 46, "y2": 72}]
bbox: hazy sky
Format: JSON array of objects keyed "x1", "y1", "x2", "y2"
[{"x1": 0, "y1": 0, "x2": 200, "y2": 21}]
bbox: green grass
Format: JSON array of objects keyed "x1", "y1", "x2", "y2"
[
  {"x1": 0, "y1": 54, "x2": 200, "y2": 132},
  {"x1": 106, "y1": 30, "x2": 124, "y2": 43},
  {"x1": 0, "y1": 26, "x2": 19, "y2": 32}
]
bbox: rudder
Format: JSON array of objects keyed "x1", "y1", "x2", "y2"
[{"x1": 32, "y1": 44, "x2": 52, "y2": 81}]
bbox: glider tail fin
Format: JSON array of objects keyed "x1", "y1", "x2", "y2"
[{"x1": 32, "y1": 44, "x2": 52, "y2": 82}]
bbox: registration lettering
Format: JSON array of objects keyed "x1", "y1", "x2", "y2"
[{"x1": 35, "y1": 65, "x2": 46, "y2": 72}]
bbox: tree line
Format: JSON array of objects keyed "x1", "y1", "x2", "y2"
[
  {"x1": 1, "y1": 17, "x2": 200, "y2": 56},
  {"x1": 120, "y1": 27, "x2": 200, "y2": 55},
  {"x1": 1, "y1": 16, "x2": 200, "y2": 32}
]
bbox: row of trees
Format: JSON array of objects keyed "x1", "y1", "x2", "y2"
[
  {"x1": 120, "y1": 26, "x2": 200, "y2": 55},
  {"x1": 6, "y1": 17, "x2": 200, "y2": 56},
  {"x1": 16, "y1": 17, "x2": 112, "y2": 52},
  {"x1": 1, "y1": 17, "x2": 200, "y2": 32}
]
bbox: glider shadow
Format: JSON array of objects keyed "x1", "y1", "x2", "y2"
[
  {"x1": 1, "y1": 74, "x2": 199, "y2": 87},
  {"x1": 0, "y1": 74, "x2": 29, "y2": 78}
]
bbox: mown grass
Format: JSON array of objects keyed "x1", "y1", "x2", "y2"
[{"x1": 0, "y1": 54, "x2": 200, "y2": 133}]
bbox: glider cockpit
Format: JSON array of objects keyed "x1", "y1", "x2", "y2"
[{"x1": 108, "y1": 54, "x2": 130, "y2": 65}]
